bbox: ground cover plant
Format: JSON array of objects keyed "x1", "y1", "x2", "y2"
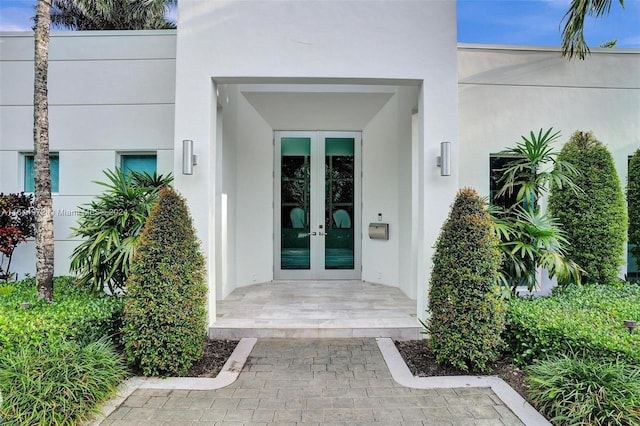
[
  {"x1": 424, "y1": 187, "x2": 505, "y2": 373},
  {"x1": 549, "y1": 131, "x2": 627, "y2": 285},
  {"x1": 504, "y1": 283, "x2": 640, "y2": 366},
  {"x1": 70, "y1": 169, "x2": 172, "y2": 293},
  {"x1": 0, "y1": 276, "x2": 127, "y2": 425},
  {"x1": 122, "y1": 187, "x2": 207, "y2": 376},
  {"x1": 526, "y1": 354, "x2": 640, "y2": 426}
]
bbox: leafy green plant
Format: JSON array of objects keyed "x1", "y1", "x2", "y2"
[
  {"x1": 424, "y1": 188, "x2": 505, "y2": 373},
  {"x1": 0, "y1": 338, "x2": 128, "y2": 426},
  {"x1": 0, "y1": 192, "x2": 35, "y2": 281},
  {"x1": 628, "y1": 148, "x2": 640, "y2": 260},
  {"x1": 526, "y1": 354, "x2": 640, "y2": 426},
  {"x1": 0, "y1": 276, "x2": 125, "y2": 357},
  {"x1": 122, "y1": 187, "x2": 207, "y2": 376},
  {"x1": 491, "y1": 128, "x2": 582, "y2": 292},
  {"x1": 70, "y1": 169, "x2": 172, "y2": 293},
  {"x1": 504, "y1": 283, "x2": 640, "y2": 366},
  {"x1": 549, "y1": 131, "x2": 627, "y2": 285}
]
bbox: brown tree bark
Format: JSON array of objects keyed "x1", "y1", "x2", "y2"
[{"x1": 34, "y1": 0, "x2": 54, "y2": 302}]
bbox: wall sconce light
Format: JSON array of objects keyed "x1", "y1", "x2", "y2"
[
  {"x1": 436, "y1": 141, "x2": 451, "y2": 176},
  {"x1": 182, "y1": 139, "x2": 197, "y2": 175}
]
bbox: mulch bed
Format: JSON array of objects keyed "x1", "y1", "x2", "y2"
[
  {"x1": 394, "y1": 339, "x2": 530, "y2": 399},
  {"x1": 187, "y1": 339, "x2": 239, "y2": 377}
]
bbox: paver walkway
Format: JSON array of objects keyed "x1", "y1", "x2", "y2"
[{"x1": 100, "y1": 339, "x2": 526, "y2": 425}]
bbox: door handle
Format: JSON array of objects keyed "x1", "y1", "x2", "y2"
[
  {"x1": 307, "y1": 232, "x2": 317, "y2": 236},
  {"x1": 318, "y1": 232, "x2": 327, "y2": 236}
]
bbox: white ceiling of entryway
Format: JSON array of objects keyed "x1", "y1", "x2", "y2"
[{"x1": 241, "y1": 90, "x2": 394, "y2": 130}]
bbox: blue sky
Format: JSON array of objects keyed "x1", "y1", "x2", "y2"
[{"x1": 1, "y1": 0, "x2": 638, "y2": 48}]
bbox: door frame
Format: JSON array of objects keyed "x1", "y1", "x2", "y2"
[{"x1": 274, "y1": 130, "x2": 362, "y2": 280}]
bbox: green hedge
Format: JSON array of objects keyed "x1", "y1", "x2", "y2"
[
  {"x1": 426, "y1": 188, "x2": 505, "y2": 373},
  {"x1": 504, "y1": 284, "x2": 640, "y2": 366},
  {"x1": 0, "y1": 276, "x2": 125, "y2": 357},
  {"x1": 549, "y1": 131, "x2": 627, "y2": 285}
]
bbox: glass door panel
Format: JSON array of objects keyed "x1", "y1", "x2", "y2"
[
  {"x1": 275, "y1": 131, "x2": 360, "y2": 279},
  {"x1": 280, "y1": 137, "x2": 311, "y2": 270},
  {"x1": 325, "y1": 138, "x2": 355, "y2": 270}
]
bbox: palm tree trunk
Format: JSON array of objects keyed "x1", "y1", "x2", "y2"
[{"x1": 34, "y1": 0, "x2": 54, "y2": 302}]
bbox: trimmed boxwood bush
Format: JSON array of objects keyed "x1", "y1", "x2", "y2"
[
  {"x1": 629, "y1": 148, "x2": 640, "y2": 260},
  {"x1": 122, "y1": 187, "x2": 207, "y2": 376},
  {"x1": 549, "y1": 131, "x2": 627, "y2": 285},
  {"x1": 504, "y1": 283, "x2": 640, "y2": 366},
  {"x1": 425, "y1": 188, "x2": 505, "y2": 373}
]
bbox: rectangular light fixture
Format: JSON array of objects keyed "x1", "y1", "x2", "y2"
[
  {"x1": 182, "y1": 139, "x2": 196, "y2": 175},
  {"x1": 437, "y1": 141, "x2": 451, "y2": 176}
]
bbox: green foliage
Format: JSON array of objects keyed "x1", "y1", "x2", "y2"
[
  {"x1": 70, "y1": 169, "x2": 172, "y2": 293},
  {"x1": 425, "y1": 188, "x2": 505, "y2": 373},
  {"x1": 122, "y1": 187, "x2": 207, "y2": 377},
  {"x1": 526, "y1": 354, "x2": 640, "y2": 426},
  {"x1": 0, "y1": 338, "x2": 128, "y2": 426},
  {"x1": 549, "y1": 131, "x2": 627, "y2": 285},
  {"x1": 629, "y1": 148, "x2": 640, "y2": 259},
  {"x1": 0, "y1": 276, "x2": 125, "y2": 357},
  {"x1": 0, "y1": 192, "x2": 35, "y2": 281},
  {"x1": 492, "y1": 128, "x2": 582, "y2": 292},
  {"x1": 504, "y1": 284, "x2": 640, "y2": 366}
]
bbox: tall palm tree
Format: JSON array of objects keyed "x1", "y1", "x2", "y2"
[
  {"x1": 50, "y1": 0, "x2": 176, "y2": 30},
  {"x1": 34, "y1": 0, "x2": 54, "y2": 302},
  {"x1": 561, "y1": 0, "x2": 624, "y2": 59}
]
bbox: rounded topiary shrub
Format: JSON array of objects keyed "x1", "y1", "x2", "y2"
[
  {"x1": 426, "y1": 187, "x2": 505, "y2": 373},
  {"x1": 122, "y1": 187, "x2": 207, "y2": 376},
  {"x1": 629, "y1": 149, "x2": 640, "y2": 260},
  {"x1": 549, "y1": 131, "x2": 627, "y2": 285}
]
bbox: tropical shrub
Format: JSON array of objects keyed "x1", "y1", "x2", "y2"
[
  {"x1": 526, "y1": 354, "x2": 640, "y2": 426},
  {"x1": 629, "y1": 148, "x2": 640, "y2": 260},
  {"x1": 425, "y1": 188, "x2": 505, "y2": 373},
  {"x1": 0, "y1": 338, "x2": 128, "y2": 426},
  {"x1": 549, "y1": 131, "x2": 627, "y2": 285},
  {"x1": 0, "y1": 276, "x2": 125, "y2": 357},
  {"x1": 491, "y1": 128, "x2": 582, "y2": 292},
  {"x1": 70, "y1": 169, "x2": 172, "y2": 293},
  {"x1": 0, "y1": 192, "x2": 35, "y2": 281},
  {"x1": 122, "y1": 187, "x2": 207, "y2": 376},
  {"x1": 504, "y1": 283, "x2": 640, "y2": 366}
]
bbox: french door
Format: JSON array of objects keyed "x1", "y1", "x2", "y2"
[{"x1": 274, "y1": 131, "x2": 361, "y2": 279}]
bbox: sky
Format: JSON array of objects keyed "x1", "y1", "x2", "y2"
[{"x1": 0, "y1": 0, "x2": 638, "y2": 49}]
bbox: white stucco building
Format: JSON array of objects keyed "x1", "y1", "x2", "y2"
[{"x1": 1, "y1": 0, "x2": 638, "y2": 334}]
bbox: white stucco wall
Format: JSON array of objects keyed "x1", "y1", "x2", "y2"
[
  {"x1": 458, "y1": 44, "x2": 640, "y2": 277},
  {"x1": 173, "y1": 0, "x2": 458, "y2": 323},
  {"x1": 0, "y1": 31, "x2": 176, "y2": 277}
]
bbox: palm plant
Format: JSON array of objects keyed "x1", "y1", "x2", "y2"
[
  {"x1": 50, "y1": 0, "x2": 176, "y2": 30},
  {"x1": 561, "y1": 0, "x2": 624, "y2": 60},
  {"x1": 492, "y1": 128, "x2": 583, "y2": 293},
  {"x1": 69, "y1": 168, "x2": 172, "y2": 293}
]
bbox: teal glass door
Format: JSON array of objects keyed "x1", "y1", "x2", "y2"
[{"x1": 275, "y1": 131, "x2": 361, "y2": 279}]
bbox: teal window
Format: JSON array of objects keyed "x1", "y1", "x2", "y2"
[
  {"x1": 489, "y1": 155, "x2": 519, "y2": 209},
  {"x1": 120, "y1": 154, "x2": 157, "y2": 176},
  {"x1": 629, "y1": 155, "x2": 639, "y2": 280},
  {"x1": 25, "y1": 154, "x2": 59, "y2": 193}
]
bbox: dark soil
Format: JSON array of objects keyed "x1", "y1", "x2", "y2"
[
  {"x1": 394, "y1": 340, "x2": 530, "y2": 400},
  {"x1": 187, "y1": 339, "x2": 239, "y2": 377}
]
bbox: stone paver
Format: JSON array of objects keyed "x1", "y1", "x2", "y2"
[{"x1": 99, "y1": 339, "x2": 525, "y2": 425}]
